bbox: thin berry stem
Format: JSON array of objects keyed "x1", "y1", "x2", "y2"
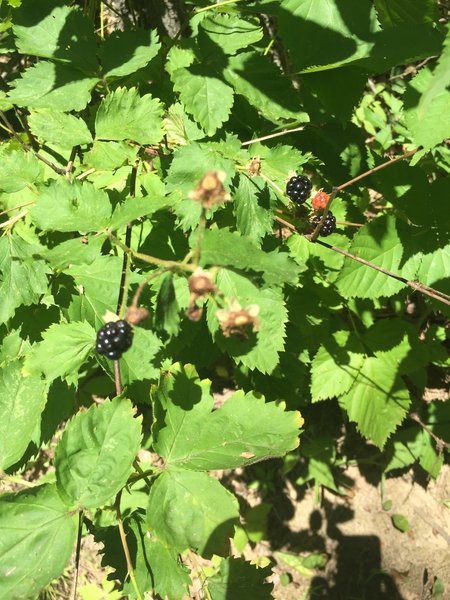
[
  {"x1": 242, "y1": 126, "x2": 305, "y2": 146},
  {"x1": 115, "y1": 490, "x2": 143, "y2": 600},
  {"x1": 114, "y1": 360, "x2": 122, "y2": 396}
]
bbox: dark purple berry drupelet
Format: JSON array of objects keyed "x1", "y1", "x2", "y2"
[
  {"x1": 311, "y1": 212, "x2": 337, "y2": 237},
  {"x1": 96, "y1": 320, "x2": 133, "y2": 360},
  {"x1": 286, "y1": 175, "x2": 312, "y2": 204}
]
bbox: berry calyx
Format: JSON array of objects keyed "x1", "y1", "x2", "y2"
[
  {"x1": 312, "y1": 191, "x2": 330, "y2": 211},
  {"x1": 286, "y1": 175, "x2": 312, "y2": 204},
  {"x1": 311, "y1": 211, "x2": 336, "y2": 237},
  {"x1": 95, "y1": 320, "x2": 133, "y2": 360}
]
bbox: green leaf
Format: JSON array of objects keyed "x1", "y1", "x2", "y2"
[
  {"x1": 0, "y1": 360, "x2": 47, "y2": 470},
  {"x1": 44, "y1": 236, "x2": 104, "y2": 270},
  {"x1": 100, "y1": 29, "x2": 160, "y2": 77},
  {"x1": 172, "y1": 66, "x2": 234, "y2": 136},
  {"x1": 154, "y1": 272, "x2": 180, "y2": 336},
  {"x1": 0, "y1": 145, "x2": 41, "y2": 192},
  {"x1": 198, "y1": 14, "x2": 263, "y2": 56},
  {"x1": 31, "y1": 179, "x2": 112, "y2": 233},
  {"x1": 404, "y1": 65, "x2": 450, "y2": 150},
  {"x1": 335, "y1": 215, "x2": 419, "y2": 298},
  {"x1": 152, "y1": 364, "x2": 302, "y2": 470},
  {"x1": 311, "y1": 331, "x2": 365, "y2": 402},
  {"x1": 83, "y1": 140, "x2": 138, "y2": 170},
  {"x1": 146, "y1": 468, "x2": 239, "y2": 557},
  {"x1": 0, "y1": 234, "x2": 49, "y2": 324},
  {"x1": 55, "y1": 398, "x2": 142, "y2": 509},
  {"x1": 95, "y1": 87, "x2": 164, "y2": 145},
  {"x1": 200, "y1": 229, "x2": 301, "y2": 286},
  {"x1": 391, "y1": 513, "x2": 410, "y2": 533},
  {"x1": 146, "y1": 535, "x2": 191, "y2": 600},
  {"x1": 24, "y1": 321, "x2": 96, "y2": 384},
  {"x1": 207, "y1": 558, "x2": 273, "y2": 600},
  {"x1": 224, "y1": 51, "x2": 306, "y2": 122},
  {"x1": 109, "y1": 196, "x2": 169, "y2": 230},
  {"x1": 0, "y1": 484, "x2": 78, "y2": 600},
  {"x1": 7, "y1": 61, "x2": 98, "y2": 111},
  {"x1": 28, "y1": 109, "x2": 93, "y2": 148},
  {"x1": 208, "y1": 269, "x2": 289, "y2": 374},
  {"x1": 374, "y1": 0, "x2": 438, "y2": 27},
  {"x1": 164, "y1": 102, "x2": 205, "y2": 145},
  {"x1": 339, "y1": 354, "x2": 411, "y2": 448},
  {"x1": 114, "y1": 327, "x2": 162, "y2": 385},
  {"x1": 233, "y1": 174, "x2": 274, "y2": 243},
  {"x1": 12, "y1": 0, "x2": 97, "y2": 71}
]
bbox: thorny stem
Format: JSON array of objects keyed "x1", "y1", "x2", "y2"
[
  {"x1": 274, "y1": 215, "x2": 450, "y2": 307},
  {"x1": 115, "y1": 490, "x2": 143, "y2": 600},
  {"x1": 335, "y1": 148, "x2": 418, "y2": 191}
]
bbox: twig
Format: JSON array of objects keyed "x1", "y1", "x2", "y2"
[
  {"x1": 65, "y1": 147, "x2": 78, "y2": 179},
  {"x1": 69, "y1": 511, "x2": 84, "y2": 600},
  {"x1": 410, "y1": 412, "x2": 450, "y2": 451},
  {"x1": 274, "y1": 215, "x2": 450, "y2": 307},
  {"x1": 242, "y1": 126, "x2": 305, "y2": 146},
  {"x1": 115, "y1": 490, "x2": 143, "y2": 600},
  {"x1": 114, "y1": 360, "x2": 122, "y2": 396},
  {"x1": 336, "y1": 148, "x2": 418, "y2": 191},
  {"x1": 195, "y1": 0, "x2": 244, "y2": 14},
  {"x1": 0, "y1": 209, "x2": 28, "y2": 229},
  {"x1": 0, "y1": 201, "x2": 35, "y2": 216}
]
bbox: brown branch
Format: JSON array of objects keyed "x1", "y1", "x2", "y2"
[
  {"x1": 115, "y1": 491, "x2": 143, "y2": 600},
  {"x1": 242, "y1": 126, "x2": 305, "y2": 146},
  {"x1": 410, "y1": 412, "x2": 450, "y2": 451}
]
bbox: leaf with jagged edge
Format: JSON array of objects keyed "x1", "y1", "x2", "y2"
[
  {"x1": 147, "y1": 468, "x2": 239, "y2": 557},
  {"x1": 374, "y1": 0, "x2": 438, "y2": 27},
  {"x1": 0, "y1": 234, "x2": 50, "y2": 324},
  {"x1": 28, "y1": 110, "x2": 93, "y2": 149},
  {"x1": 151, "y1": 363, "x2": 302, "y2": 470},
  {"x1": 24, "y1": 321, "x2": 96, "y2": 385},
  {"x1": 172, "y1": 66, "x2": 234, "y2": 136},
  {"x1": 207, "y1": 269, "x2": 289, "y2": 374},
  {"x1": 198, "y1": 14, "x2": 263, "y2": 56},
  {"x1": 0, "y1": 145, "x2": 41, "y2": 193},
  {"x1": 207, "y1": 558, "x2": 273, "y2": 600},
  {"x1": 55, "y1": 398, "x2": 142, "y2": 509},
  {"x1": 95, "y1": 87, "x2": 164, "y2": 145},
  {"x1": 335, "y1": 215, "x2": 421, "y2": 299},
  {"x1": 0, "y1": 484, "x2": 78, "y2": 600},
  {"x1": 339, "y1": 353, "x2": 411, "y2": 449},
  {"x1": 100, "y1": 29, "x2": 160, "y2": 77},
  {"x1": 7, "y1": 61, "x2": 98, "y2": 111},
  {"x1": 310, "y1": 331, "x2": 365, "y2": 402},
  {"x1": 233, "y1": 174, "x2": 274, "y2": 243},
  {"x1": 0, "y1": 360, "x2": 47, "y2": 470}
]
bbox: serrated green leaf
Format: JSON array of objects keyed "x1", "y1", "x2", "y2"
[
  {"x1": 109, "y1": 196, "x2": 169, "y2": 230},
  {"x1": 115, "y1": 327, "x2": 162, "y2": 385},
  {"x1": 374, "y1": 0, "x2": 438, "y2": 27},
  {"x1": 24, "y1": 321, "x2": 95, "y2": 384},
  {"x1": 31, "y1": 179, "x2": 112, "y2": 232},
  {"x1": 256, "y1": 143, "x2": 311, "y2": 191},
  {"x1": 145, "y1": 535, "x2": 191, "y2": 600},
  {"x1": 340, "y1": 354, "x2": 411, "y2": 448},
  {"x1": 100, "y1": 29, "x2": 160, "y2": 77},
  {"x1": 207, "y1": 558, "x2": 273, "y2": 600},
  {"x1": 55, "y1": 398, "x2": 142, "y2": 509},
  {"x1": 95, "y1": 87, "x2": 164, "y2": 145},
  {"x1": 8, "y1": 61, "x2": 98, "y2": 111},
  {"x1": 336, "y1": 215, "x2": 420, "y2": 298},
  {"x1": 164, "y1": 102, "x2": 205, "y2": 145},
  {"x1": 0, "y1": 360, "x2": 47, "y2": 470},
  {"x1": 224, "y1": 51, "x2": 306, "y2": 122},
  {"x1": 146, "y1": 468, "x2": 239, "y2": 557},
  {"x1": 12, "y1": 0, "x2": 97, "y2": 71},
  {"x1": 172, "y1": 66, "x2": 234, "y2": 136},
  {"x1": 0, "y1": 234, "x2": 49, "y2": 324},
  {"x1": 208, "y1": 269, "x2": 289, "y2": 374},
  {"x1": 200, "y1": 229, "x2": 301, "y2": 286},
  {"x1": 404, "y1": 65, "x2": 450, "y2": 150},
  {"x1": 83, "y1": 140, "x2": 138, "y2": 170},
  {"x1": 0, "y1": 484, "x2": 78, "y2": 600},
  {"x1": 152, "y1": 364, "x2": 302, "y2": 470},
  {"x1": 28, "y1": 109, "x2": 93, "y2": 148},
  {"x1": 233, "y1": 174, "x2": 274, "y2": 243},
  {"x1": 0, "y1": 145, "x2": 41, "y2": 192},
  {"x1": 154, "y1": 272, "x2": 180, "y2": 336},
  {"x1": 44, "y1": 236, "x2": 104, "y2": 270},
  {"x1": 311, "y1": 331, "x2": 365, "y2": 402},
  {"x1": 198, "y1": 14, "x2": 263, "y2": 56}
]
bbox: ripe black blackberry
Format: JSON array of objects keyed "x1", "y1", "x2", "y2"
[
  {"x1": 286, "y1": 175, "x2": 312, "y2": 204},
  {"x1": 96, "y1": 320, "x2": 133, "y2": 360},
  {"x1": 311, "y1": 211, "x2": 336, "y2": 236}
]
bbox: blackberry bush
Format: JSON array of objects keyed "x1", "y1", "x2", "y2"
[
  {"x1": 311, "y1": 212, "x2": 337, "y2": 236},
  {"x1": 286, "y1": 175, "x2": 312, "y2": 204},
  {"x1": 95, "y1": 320, "x2": 133, "y2": 360}
]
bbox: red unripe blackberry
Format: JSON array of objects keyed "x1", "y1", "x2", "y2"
[
  {"x1": 286, "y1": 175, "x2": 312, "y2": 204},
  {"x1": 96, "y1": 320, "x2": 133, "y2": 360},
  {"x1": 311, "y1": 212, "x2": 336, "y2": 236},
  {"x1": 312, "y1": 191, "x2": 330, "y2": 211}
]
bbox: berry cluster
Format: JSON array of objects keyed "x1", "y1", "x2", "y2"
[
  {"x1": 96, "y1": 320, "x2": 133, "y2": 360},
  {"x1": 311, "y1": 212, "x2": 336, "y2": 237},
  {"x1": 312, "y1": 191, "x2": 330, "y2": 211},
  {"x1": 286, "y1": 175, "x2": 312, "y2": 204}
]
